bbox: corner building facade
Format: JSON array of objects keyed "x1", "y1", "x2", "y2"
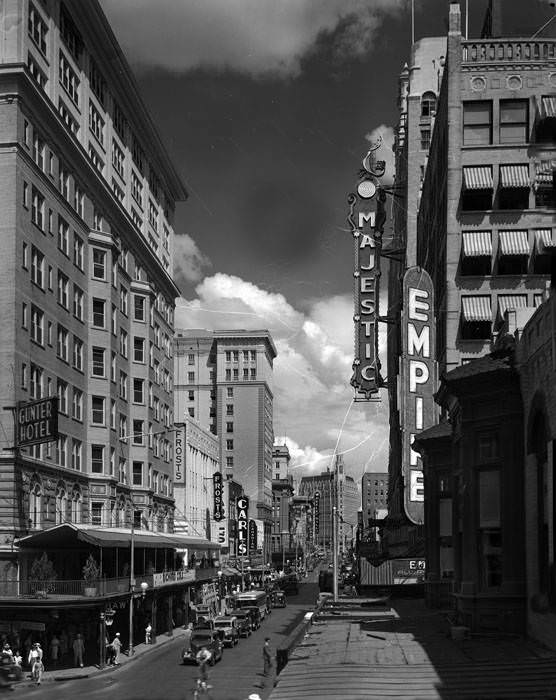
[{"x1": 0, "y1": 0, "x2": 187, "y2": 570}]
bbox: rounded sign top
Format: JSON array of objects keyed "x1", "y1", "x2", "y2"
[{"x1": 357, "y1": 179, "x2": 376, "y2": 199}]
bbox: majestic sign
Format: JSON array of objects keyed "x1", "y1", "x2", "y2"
[
  {"x1": 237, "y1": 496, "x2": 249, "y2": 557},
  {"x1": 400, "y1": 267, "x2": 437, "y2": 524},
  {"x1": 174, "y1": 423, "x2": 185, "y2": 481},
  {"x1": 314, "y1": 491, "x2": 320, "y2": 534},
  {"x1": 248, "y1": 519, "x2": 257, "y2": 555},
  {"x1": 213, "y1": 472, "x2": 224, "y2": 521},
  {"x1": 17, "y1": 397, "x2": 58, "y2": 448},
  {"x1": 392, "y1": 558, "x2": 426, "y2": 585},
  {"x1": 347, "y1": 140, "x2": 387, "y2": 399}
]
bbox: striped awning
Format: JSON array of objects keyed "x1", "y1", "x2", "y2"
[
  {"x1": 462, "y1": 231, "x2": 492, "y2": 257},
  {"x1": 498, "y1": 230, "x2": 529, "y2": 256},
  {"x1": 499, "y1": 164, "x2": 529, "y2": 188},
  {"x1": 534, "y1": 160, "x2": 556, "y2": 189},
  {"x1": 534, "y1": 294, "x2": 545, "y2": 307},
  {"x1": 497, "y1": 295, "x2": 528, "y2": 317},
  {"x1": 463, "y1": 166, "x2": 493, "y2": 190},
  {"x1": 534, "y1": 229, "x2": 556, "y2": 253},
  {"x1": 539, "y1": 95, "x2": 556, "y2": 119},
  {"x1": 461, "y1": 296, "x2": 492, "y2": 322}
]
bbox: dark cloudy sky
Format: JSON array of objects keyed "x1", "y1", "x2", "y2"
[{"x1": 100, "y1": 0, "x2": 555, "y2": 485}]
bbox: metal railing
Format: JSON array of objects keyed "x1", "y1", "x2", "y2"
[{"x1": 462, "y1": 39, "x2": 556, "y2": 65}]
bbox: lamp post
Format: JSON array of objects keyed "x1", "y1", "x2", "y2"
[
  {"x1": 217, "y1": 570, "x2": 224, "y2": 613},
  {"x1": 281, "y1": 530, "x2": 288, "y2": 574},
  {"x1": 140, "y1": 582, "x2": 150, "y2": 644},
  {"x1": 128, "y1": 504, "x2": 136, "y2": 656}
]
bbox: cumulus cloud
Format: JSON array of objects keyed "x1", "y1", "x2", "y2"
[
  {"x1": 173, "y1": 234, "x2": 211, "y2": 291},
  {"x1": 175, "y1": 273, "x2": 389, "y2": 480},
  {"x1": 364, "y1": 125, "x2": 395, "y2": 186},
  {"x1": 100, "y1": 0, "x2": 405, "y2": 78}
]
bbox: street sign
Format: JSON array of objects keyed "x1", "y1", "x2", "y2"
[{"x1": 16, "y1": 397, "x2": 58, "y2": 448}]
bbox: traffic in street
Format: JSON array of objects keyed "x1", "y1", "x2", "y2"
[{"x1": 14, "y1": 581, "x2": 319, "y2": 700}]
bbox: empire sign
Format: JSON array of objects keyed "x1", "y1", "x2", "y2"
[
  {"x1": 17, "y1": 397, "x2": 58, "y2": 448},
  {"x1": 347, "y1": 140, "x2": 387, "y2": 399},
  {"x1": 400, "y1": 267, "x2": 437, "y2": 524}
]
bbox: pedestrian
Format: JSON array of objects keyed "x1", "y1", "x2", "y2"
[
  {"x1": 261, "y1": 637, "x2": 273, "y2": 688},
  {"x1": 72, "y1": 633, "x2": 85, "y2": 668},
  {"x1": 28, "y1": 642, "x2": 43, "y2": 685},
  {"x1": 111, "y1": 632, "x2": 122, "y2": 665},
  {"x1": 196, "y1": 646, "x2": 211, "y2": 684},
  {"x1": 145, "y1": 623, "x2": 152, "y2": 645},
  {"x1": 182, "y1": 622, "x2": 193, "y2": 651},
  {"x1": 49, "y1": 634, "x2": 60, "y2": 668}
]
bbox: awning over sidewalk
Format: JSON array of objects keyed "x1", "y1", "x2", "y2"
[
  {"x1": 498, "y1": 230, "x2": 529, "y2": 256},
  {"x1": 499, "y1": 164, "x2": 529, "y2": 188},
  {"x1": 16, "y1": 524, "x2": 220, "y2": 551},
  {"x1": 462, "y1": 231, "x2": 492, "y2": 257},
  {"x1": 462, "y1": 166, "x2": 493, "y2": 190}
]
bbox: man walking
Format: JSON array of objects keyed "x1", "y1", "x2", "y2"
[
  {"x1": 111, "y1": 633, "x2": 122, "y2": 665},
  {"x1": 261, "y1": 637, "x2": 273, "y2": 688},
  {"x1": 72, "y1": 633, "x2": 85, "y2": 668}
]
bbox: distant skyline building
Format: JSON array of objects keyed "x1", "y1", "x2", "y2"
[{"x1": 173, "y1": 329, "x2": 277, "y2": 561}]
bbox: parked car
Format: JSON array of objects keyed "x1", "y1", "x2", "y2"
[
  {"x1": 242, "y1": 605, "x2": 262, "y2": 629},
  {"x1": 273, "y1": 590, "x2": 286, "y2": 608},
  {"x1": 182, "y1": 629, "x2": 223, "y2": 665},
  {"x1": 232, "y1": 610, "x2": 253, "y2": 637},
  {"x1": 213, "y1": 616, "x2": 240, "y2": 647}
]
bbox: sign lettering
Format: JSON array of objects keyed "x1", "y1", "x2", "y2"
[
  {"x1": 237, "y1": 496, "x2": 249, "y2": 557},
  {"x1": 213, "y1": 472, "x2": 224, "y2": 521},
  {"x1": 174, "y1": 424, "x2": 184, "y2": 481},
  {"x1": 16, "y1": 397, "x2": 58, "y2": 448}
]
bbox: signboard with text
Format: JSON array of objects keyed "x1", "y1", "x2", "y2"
[
  {"x1": 400, "y1": 267, "x2": 437, "y2": 524},
  {"x1": 248, "y1": 519, "x2": 257, "y2": 555},
  {"x1": 174, "y1": 423, "x2": 185, "y2": 482},
  {"x1": 213, "y1": 472, "x2": 224, "y2": 521},
  {"x1": 17, "y1": 397, "x2": 58, "y2": 448},
  {"x1": 314, "y1": 491, "x2": 320, "y2": 534},
  {"x1": 237, "y1": 496, "x2": 249, "y2": 557}
]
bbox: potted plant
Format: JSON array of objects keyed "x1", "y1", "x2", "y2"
[
  {"x1": 29, "y1": 552, "x2": 57, "y2": 598},
  {"x1": 82, "y1": 554, "x2": 100, "y2": 597}
]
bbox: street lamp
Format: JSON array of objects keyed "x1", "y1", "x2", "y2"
[
  {"x1": 281, "y1": 530, "x2": 289, "y2": 574},
  {"x1": 217, "y1": 570, "x2": 223, "y2": 613}
]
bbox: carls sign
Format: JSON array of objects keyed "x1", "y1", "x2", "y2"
[
  {"x1": 237, "y1": 496, "x2": 249, "y2": 557},
  {"x1": 213, "y1": 472, "x2": 224, "y2": 521},
  {"x1": 17, "y1": 397, "x2": 58, "y2": 448}
]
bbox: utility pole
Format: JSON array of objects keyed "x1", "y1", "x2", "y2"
[
  {"x1": 332, "y1": 456, "x2": 339, "y2": 602},
  {"x1": 128, "y1": 505, "x2": 135, "y2": 656}
]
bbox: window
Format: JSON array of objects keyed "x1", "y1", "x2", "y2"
[
  {"x1": 91, "y1": 396, "x2": 105, "y2": 425},
  {"x1": 92, "y1": 298, "x2": 105, "y2": 327},
  {"x1": 60, "y1": 5, "x2": 82, "y2": 60},
  {"x1": 497, "y1": 230, "x2": 529, "y2": 275},
  {"x1": 92, "y1": 347, "x2": 105, "y2": 376},
  {"x1": 27, "y1": 54, "x2": 47, "y2": 90},
  {"x1": 58, "y1": 218, "x2": 69, "y2": 255},
  {"x1": 56, "y1": 435, "x2": 67, "y2": 467},
  {"x1": 32, "y1": 131, "x2": 45, "y2": 171},
  {"x1": 132, "y1": 137, "x2": 144, "y2": 173},
  {"x1": 120, "y1": 286, "x2": 128, "y2": 315},
  {"x1": 227, "y1": 387, "x2": 234, "y2": 398},
  {"x1": 226, "y1": 456, "x2": 233, "y2": 468},
  {"x1": 111, "y1": 353, "x2": 116, "y2": 382},
  {"x1": 133, "y1": 337, "x2": 145, "y2": 363},
  {"x1": 59, "y1": 164, "x2": 70, "y2": 200},
  {"x1": 59, "y1": 52, "x2": 79, "y2": 105},
  {"x1": 112, "y1": 179, "x2": 125, "y2": 203},
  {"x1": 134, "y1": 295, "x2": 145, "y2": 321},
  {"x1": 226, "y1": 439, "x2": 234, "y2": 450},
  {"x1": 31, "y1": 187, "x2": 44, "y2": 230},
  {"x1": 187, "y1": 372, "x2": 195, "y2": 383},
  {"x1": 133, "y1": 378, "x2": 144, "y2": 403},
  {"x1": 89, "y1": 57, "x2": 106, "y2": 106},
  {"x1": 110, "y1": 400, "x2": 116, "y2": 429},
  {"x1": 499, "y1": 100, "x2": 528, "y2": 144},
  {"x1": 71, "y1": 439, "x2": 82, "y2": 470},
  {"x1": 30, "y1": 306, "x2": 44, "y2": 345},
  {"x1": 460, "y1": 296, "x2": 492, "y2": 341},
  {"x1": 72, "y1": 337, "x2": 83, "y2": 370},
  {"x1": 91, "y1": 446, "x2": 104, "y2": 474},
  {"x1": 73, "y1": 184, "x2": 83, "y2": 217},
  {"x1": 72, "y1": 388, "x2": 82, "y2": 421},
  {"x1": 132, "y1": 462, "x2": 143, "y2": 486},
  {"x1": 58, "y1": 99, "x2": 79, "y2": 136},
  {"x1": 73, "y1": 234, "x2": 84, "y2": 270},
  {"x1": 88, "y1": 145, "x2": 104, "y2": 174},
  {"x1": 57, "y1": 325, "x2": 68, "y2": 361},
  {"x1": 30, "y1": 246, "x2": 44, "y2": 288},
  {"x1": 225, "y1": 351, "x2": 231, "y2": 362},
  {"x1": 119, "y1": 329, "x2": 128, "y2": 358},
  {"x1": 111, "y1": 305, "x2": 117, "y2": 335},
  {"x1": 119, "y1": 371, "x2": 127, "y2": 400},
  {"x1": 233, "y1": 369, "x2": 239, "y2": 380},
  {"x1": 113, "y1": 101, "x2": 127, "y2": 140},
  {"x1": 188, "y1": 407, "x2": 195, "y2": 417},
  {"x1": 112, "y1": 139, "x2": 125, "y2": 178},
  {"x1": 73, "y1": 285, "x2": 83, "y2": 320},
  {"x1": 131, "y1": 171, "x2": 143, "y2": 208},
  {"x1": 28, "y1": 3, "x2": 48, "y2": 55},
  {"x1": 421, "y1": 91, "x2": 436, "y2": 118},
  {"x1": 57, "y1": 380, "x2": 68, "y2": 414},
  {"x1": 226, "y1": 404, "x2": 234, "y2": 416},
  {"x1": 463, "y1": 101, "x2": 492, "y2": 145},
  {"x1": 148, "y1": 200, "x2": 158, "y2": 230},
  {"x1": 133, "y1": 420, "x2": 144, "y2": 445},
  {"x1": 243, "y1": 368, "x2": 249, "y2": 380},
  {"x1": 29, "y1": 364, "x2": 43, "y2": 399},
  {"x1": 188, "y1": 353, "x2": 195, "y2": 365},
  {"x1": 89, "y1": 102, "x2": 104, "y2": 145},
  {"x1": 226, "y1": 422, "x2": 233, "y2": 433},
  {"x1": 225, "y1": 369, "x2": 231, "y2": 381},
  {"x1": 420, "y1": 128, "x2": 431, "y2": 151},
  {"x1": 92, "y1": 248, "x2": 106, "y2": 279}
]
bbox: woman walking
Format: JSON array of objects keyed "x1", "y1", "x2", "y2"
[{"x1": 28, "y1": 642, "x2": 44, "y2": 685}]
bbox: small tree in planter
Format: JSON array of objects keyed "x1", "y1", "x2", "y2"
[
  {"x1": 82, "y1": 554, "x2": 100, "y2": 596},
  {"x1": 30, "y1": 552, "x2": 57, "y2": 598}
]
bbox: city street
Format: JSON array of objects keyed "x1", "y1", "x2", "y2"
[{"x1": 14, "y1": 582, "x2": 318, "y2": 700}]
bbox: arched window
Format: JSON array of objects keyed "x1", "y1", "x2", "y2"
[
  {"x1": 29, "y1": 477, "x2": 42, "y2": 529},
  {"x1": 421, "y1": 91, "x2": 437, "y2": 118},
  {"x1": 55, "y1": 482, "x2": 67, "y2": 525},
  {"x1": 71, "y1": 485, "x2": 82, "y2": 524}
]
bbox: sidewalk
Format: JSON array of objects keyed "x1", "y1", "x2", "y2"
[{"x1": 14, "y1": 628, "x2": 185, "y2": 688}]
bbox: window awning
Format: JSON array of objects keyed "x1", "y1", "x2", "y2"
[
  {"x1": 534, "y1": 229, "x2": 556, "y2": 253},
  {"x1": 539, "y1": 95, "x2": 556, "y2": 119},
  {"x1": 461, "y1": 296, "x2": 492, "y2": 322},
  {"x1": 462, "y1": 231, "x2": 492, "y2": 257},
  {"x1": 498, "y1": 230, "x2": 529, "y2": 256},
  {"x1": 534, "y1": 160, "x2": 556, "y2": 190},
  {"x1": 463, "y1": 166, "x2": 493, "y2": 190},
  {"x1": 499, "y1": 164, "x2": 529, "y2": 188},
  {"x1": 497, "y1": 295, "x2": 528, "y2": 317}
]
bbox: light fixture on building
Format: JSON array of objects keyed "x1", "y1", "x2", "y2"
[{"x1": 140, "y1": 581, "x2": 149, "y2": 598}]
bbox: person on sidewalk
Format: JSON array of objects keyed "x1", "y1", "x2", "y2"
[
  {"x1": 261, "y1": 637, "x2": 273, "y2": 688},
  {"x1": 72, "y1": 633, "x2": 85, "y2": 668},
  {"x1": 28, "y1": 642, "x2": 44, "y2": 685},
  {"x1": 196, "y1": 646, "x2": 212, "y2": 685},
  {"x1": 111, "y1": 633, "x2": 122, "y2": 665},
  {"x1": 145, "y1": 623, "x2": 152, "y2": 645},
  {"x1": 49, "y1": 634, "x2": 60, "y2": 668}
]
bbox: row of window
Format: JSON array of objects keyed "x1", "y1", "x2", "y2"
[
  {"x1": 224, "y1": 350, "x2": 257, "y2": 363},
  {"x1": 460, "y1": 229, "x2": 554, "y2": 277}
]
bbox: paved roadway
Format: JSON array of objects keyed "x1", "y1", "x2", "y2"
[{"x1": 15, "y1": 581, "x2": 318, "y2": 700}]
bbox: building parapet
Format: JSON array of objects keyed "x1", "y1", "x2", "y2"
[{"x1": 462, "y1": 39, "x2": 556, "y2": 67}]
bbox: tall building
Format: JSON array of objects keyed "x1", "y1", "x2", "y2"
[
  {"x1": 299, "y1": 471, "x2": 334, "y2": 551},
  {"x1": 270, "y1": 443, "x2": 293, "y2": 556},
  {"x1": 0, "y1": 0, "x2": 187, "y2": 554},
  {"x1": 174, "y1": 329, "x2": 277, "y2": 561},
  {"x1": 361, "y1": 472, "x2": 388, "y2": 535}
]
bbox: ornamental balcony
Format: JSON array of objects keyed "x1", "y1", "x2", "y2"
[{"x1": 462, "y1": 38, "x2": 556, "y2": 67}]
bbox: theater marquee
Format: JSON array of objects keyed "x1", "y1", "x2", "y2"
[
  {"x1": 347, "y1": 140, "x2": 386, "y2": 399},
  {"x1": 400, "y1": 267, "x2": 437, "y2": 524}
]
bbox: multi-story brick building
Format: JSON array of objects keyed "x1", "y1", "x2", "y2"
[
  {"x1": 361, "y1": 472, "x2": 388, "y2": 541},
  {"x1": 270, "y1": 443, "x2": 293, "y2": 556},
  {"x1": 174, "y1": 329, "x2": 277, "y2": 562}
]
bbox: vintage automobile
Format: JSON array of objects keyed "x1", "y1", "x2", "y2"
[
  {"x1": 182, "y1": 629, "x2": 224, "y2": 665},
  {"x1": 231, "y1": 610, "x2": 253, "y2": 637},
  {"x1": 213, "y1": 616, "x2": 240, "y2": 647},
  {"x1": 273, "y1": 590, "x2": 286, "y2": 608},
  {"x1": 242, "y1": 605, "x2": 262, "y2": 629}
]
